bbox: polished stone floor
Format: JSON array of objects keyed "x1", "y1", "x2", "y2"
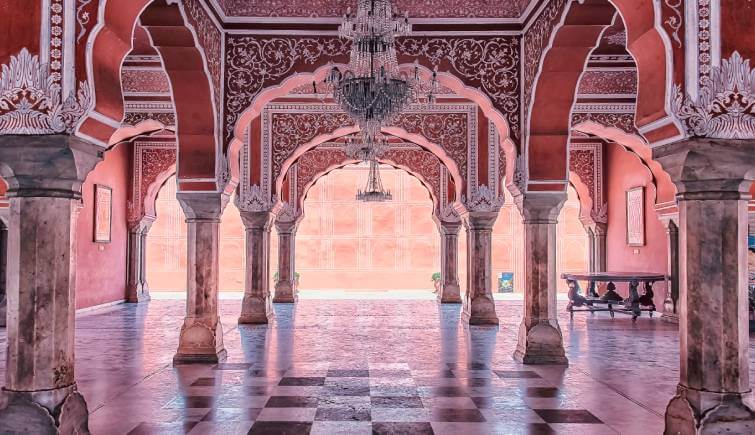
[{"x1": 1, "y1": 298, "x2": 754, "y2": 434}]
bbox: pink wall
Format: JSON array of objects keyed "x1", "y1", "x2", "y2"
[
  {"x1": 75, "y1": 142, "x2": 130, "y2": 309},
  {"x1": 605, "y1": 142, "x2": 668, "y2": 308}
]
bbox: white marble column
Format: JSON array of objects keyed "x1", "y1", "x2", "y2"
[
  {"x1": 513, "y1": 192, "x2": 568, "y2": 365},
  {"x1": 126, "y1": 217, "x2": 154, "y2": 303},
  {"x1": 273, "y1": 218, "x2": 299, "y2": 303},
  {"x1": 238, "y1": 210, "x2": 274, "y2": 324},
  {"x1": 174, "y1": 192, "x2": 228, "y2": 364},
  {"x1": 0, "y1": 135, "x2": 101, "y2": 433},
  {"x1": 655, "y1": 139, "x2": 755, "y2": 433},
  {"x1": 461, "y1": 211, "x2": 499, "y2": 325},
  {"x1": 438, "y1": 220, "x2": 462, "y2": 303}
]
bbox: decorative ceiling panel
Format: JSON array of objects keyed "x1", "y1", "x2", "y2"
[{"x1": 212, "y1": 0, "x2": 535, "y2": 19}]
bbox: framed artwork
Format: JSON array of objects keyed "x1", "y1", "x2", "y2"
[
  {"x1": 94, "y1": 184, "x2": 112, "y2": 243},
  {"x1": 626, "y1": 186, "x2": 645, "y2": 246}
]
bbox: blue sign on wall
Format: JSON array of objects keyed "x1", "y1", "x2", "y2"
[{"x1": 498, "y1": 273, "x2": 514, "y2": 293}]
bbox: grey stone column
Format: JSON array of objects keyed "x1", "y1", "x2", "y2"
[
  {"x1": 0, "y1": 135, "x2": 101, "y2": 433},
  {"x1": 654, "y1": 139, "x2": 755, "y2": 433},
  {"x1": 126, "y1": 217, "x2": 154, "y2": 303},
  {"x1": 661, "y1": 216, "x2": 680, "y2": 323},
  {"x1": 593, "y1": 223, "x2": 607, "y2": 273},
  {"x1": 513, "y1": 192, "x2": 568, "y2": 365},
  {"x1": 461, "y1": 211, "x2": 499, "y2": 325},
  {"x1": 174, "y1": 192, "x2": 229, "y2": 364},
  {"x1": 273, "y1": 218, "x2": 299, "y2": 303},
  {"x1": 438, "y1": 220, "x2": 462, "y2": 303},
  {"x1": 238, "y1": 210, "x2": 274, "y2": 324}
]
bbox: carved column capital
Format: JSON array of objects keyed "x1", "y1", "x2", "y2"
[
  {"x1": 177, "y1": 191, "x2": 229, "y2": 223},
  {"x1": 513, "y1": 192, "x2": 567, "y2": 224}
]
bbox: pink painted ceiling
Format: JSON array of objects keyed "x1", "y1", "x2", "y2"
[{"x1": 212, "y1": 0, "x2": 536, "y2": 19}]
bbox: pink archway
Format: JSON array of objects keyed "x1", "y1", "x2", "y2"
[
  {"x1": 227, "y1": 65, "x2": 518, "y2": 188},
  {"x1": 79, "y1": 0, "x2": 219, "y2": 186},
  {"x1": 526, "y1": 0, "x2": 618, "y2": 188}
]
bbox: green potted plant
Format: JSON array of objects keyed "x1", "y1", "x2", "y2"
[
  {"x1": 431, "y1": 272, "x2": 441, "y2": 293},
  {"x1": 273, "y1": 271, "x2": 300, "y2": 287}
]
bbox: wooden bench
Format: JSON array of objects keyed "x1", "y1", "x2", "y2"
[{"x1": 561, "y1": 272, "x2": 666, "y2": 321}]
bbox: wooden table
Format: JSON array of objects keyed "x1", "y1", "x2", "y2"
[{"x1": 561, "y1": 272, "x2": 667, "y2": 320}]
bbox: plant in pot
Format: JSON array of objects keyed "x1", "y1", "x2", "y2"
[
  {"x1": 273, "y1": 271, "x2": 300, "y2": 287},
  {"x1": 431, "y1": 272, "x2": 441, "y2": 293}
]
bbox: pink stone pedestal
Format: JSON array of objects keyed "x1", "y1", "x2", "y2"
[
  {"x1": 461, "y1": 211, "x2": 499, "y2": 325},
  {"x1": 174, "y1": 192, "x2": 228, "y2": 364},
  {"x1": 438, "y1": 220, "x2": 462, "y2": 303},
  {"x1": 513, "y1": 193, "x2": 568, "y2": 365},
  {"x1": 655, "y1": 139, "x2": 755, "y2": 434},
  {"x1": 238, "y1": 211, "x2": 274, "y2": 324},
  {"x1": 0, "y1": 135, "x2": 101, "y2": 433},
  {"x1": 273, "y1": 218, "x2": 299, "y2": 304}
]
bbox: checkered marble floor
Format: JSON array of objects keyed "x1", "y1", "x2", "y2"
[{"x1": 3, "y1": 297, "x2": 754, "y2": 434}]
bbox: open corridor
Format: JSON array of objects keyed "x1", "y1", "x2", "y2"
[{"x1": 2, "y1": 299, "x2": 750, "y2": 434}]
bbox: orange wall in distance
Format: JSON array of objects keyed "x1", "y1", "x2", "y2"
[
  {"x1": 75, "y1": 142, "x2": 130, "y2": 309},
  {"x1": 605, "y1": 142, "x2": 668, "y2": 308},
  {"x1": 147, "y1": 165, "x2": 588, "y2": 293}
]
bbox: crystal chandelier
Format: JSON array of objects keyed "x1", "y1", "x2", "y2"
[
  {"x1": 343, "y1": 132, "x2": 388, "y2": 162},
  {"x1": 316, "y1": 0, "x2": 438, "y2": 137},
  {"x1": 357, "y1": 159, "x2": 392, "y2": 202}
]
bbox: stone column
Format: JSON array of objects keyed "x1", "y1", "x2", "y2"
[
  {"x1": 238, "y1": 210, "x2": 274, "y2": 324},
  {"x1": 654, "y1": 139, "x2": 755, "y2": 433},
  {"x1": 593, "y1": 223, "x2": 607, "y2": 273},
  {"x1": 174, "y1": 192, "x2": 228, "y2": 364},
  {"x1": 438, "y1": 220, "x2": 462, "y2": 303},
  {"x1": 273, "y1": 218, "x2": 299, "y2": 303},
  {"x1": 661, "y1": 216, "x2": 680, "y2": 323},
  {"x1": 513, "y1": 192, "x2": 568, "y2": 365},
  {"x1": 0, "y1": 135, "x2": 101, "y2": 433},
  {"x1": 0, "y1": 218, "x2": 7, "y2": 328},
  {"x1": 461, "y1": 211, "x2": 499, "y2": 325},
  {"x1": 126, "y1": 217, "x2": 154, "y2": 303}
]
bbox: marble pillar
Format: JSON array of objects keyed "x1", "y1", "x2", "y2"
[
  {"x1": 661, "y1": 217, "x2": 680, "y2": 323},
  {"x1": 513, "y1": 192, "x2": 568, "y2": 365},
  {"x1": 438, "y1": 220, "x2": 462, "y2": 303},
  {"x1": 238, "y1": 211, "x2": 274, "y2": 324},
  {"x1": 0, "y1": 135, "x2": 101, "y2": 433},
  {"x1": 273, "y1": 218, "x2": 299, "y2": 303},
  {"x1": 461, "y1": 211, "x2": 499, "y2": 325},
  {"x1": 654, "y1": 139, "x2": 755, "y2": 434},
  {"x1": 126, "y1": 218, "x2": 154, "y2": 303},
  {"x1": 593, "y1": 223, "x2": 607, "y2": 273},
  {"x1": 174, "y1": 192, "x2": 228, "y2": 364}
]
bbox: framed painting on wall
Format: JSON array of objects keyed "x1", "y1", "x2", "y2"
[
  {"x1": 94, "y1": 184, "x2": 112, "y2": 243},
  {"x1": 626, "y1": 186, "x2": 645, "y2": 246}
]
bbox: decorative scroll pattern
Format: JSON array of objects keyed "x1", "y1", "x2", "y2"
[
  {"x1": 214, "y1": 0, "x2": 531, "y2": 18},
  {"x1": 522, "y1": 0, "x2": 569, "y2": 128},
  {"x1": 261, "y1": 104, "x2": 474, "y2": 198},
  {"x1": 570, "y1": 142, "x2": 604, "y2": 223},
  {"x1": 122, "y1": 70, "x2": 171, "y2": 93},
  {"x1": 76, "y1": 0, "x2": 94, "y2": 43},
  {"x1": 128, "y1": 140, "x2": 177, "y2": 225},
  {"x1": 0, "y1": 49, "x2": 90, "y2": 134},
  {"x1": 571, "y1": 112, "x2": 637, "y2": 134},
  {"x1": 123, "y1": 112, "x2": 176, "y2": 127},
  {"x1": 662, "y1": 0, "x2": 683, "y2": 48},
  {"x1": 395, "y1": 37, "x2": 520, "y2": 139},
  {"x1": 578, "y1": 71, "x2": 637, "y2": 95},
  {"x1": 224, "y1": 36, "x2": 351, "y2": 143},
  {"x1": 672, "y1": 52, "x2": 755, "y2": 139},
  {"x1": 183, "y1": 0, "x2": 222, "y2": 117}
]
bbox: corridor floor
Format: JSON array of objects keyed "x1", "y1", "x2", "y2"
[{"x1": 2, "y1": 299, "x2": 754, "y2": 434}]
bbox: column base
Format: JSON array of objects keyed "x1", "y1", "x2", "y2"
[
  {"x1": 665, "y1": 385, "x2": 755, "y2": 434},
  {"x1": 173, "y1": 320, "x2": 226, "y2": 365},
  {"x1": 273, "y1": 281, "x2": 297, "y2": 303},
  {"x1": 239, "y1": 295, "x2": 274, "y2": 324},
  {"x1": 462, "y1": 297, "x2": 499, "y2": 325},
  {"x1": 0, "y1": 386, "x2": 89, "y2": 434},
  {"x1": 513, "y1": 321, "x2": 568, "y2": 365},
  {"x1": 126, "y1": 284, "x2": 151, "y2": 303},
  {"x1": 438, "y1": 283, "x2": 462, "y2": 303}
]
